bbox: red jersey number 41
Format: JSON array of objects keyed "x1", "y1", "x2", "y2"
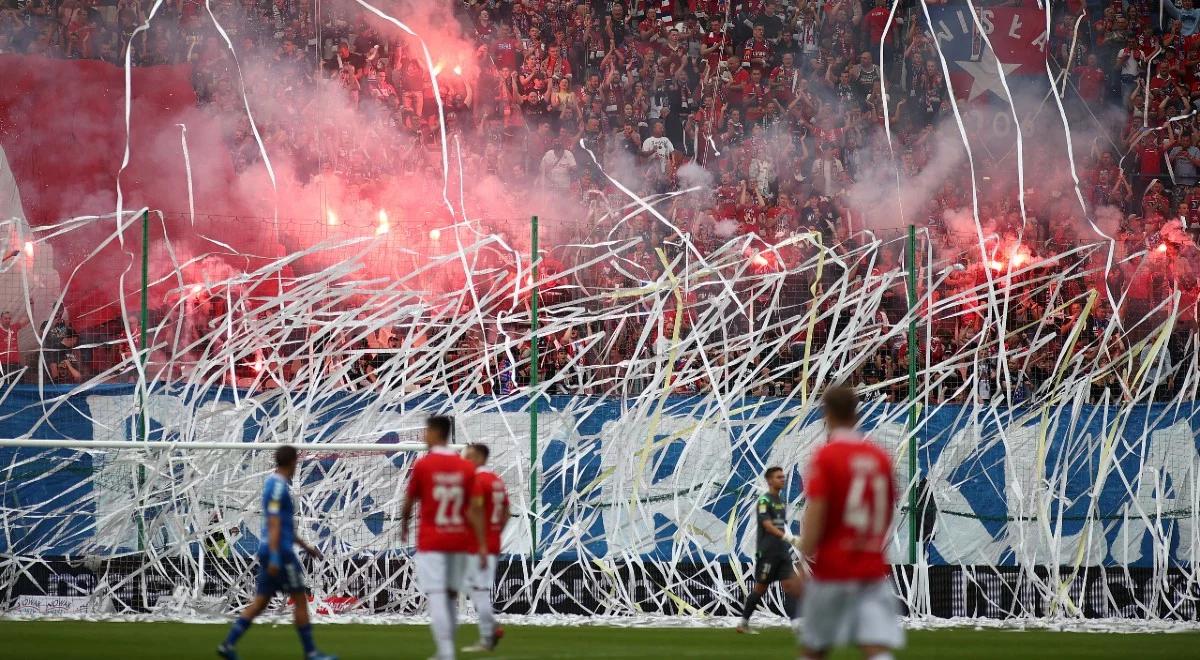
[{"x1": 843, "y1": 471, "x2": 889, "y2": 538}]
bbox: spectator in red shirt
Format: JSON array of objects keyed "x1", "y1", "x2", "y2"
[
  {"x1": 743, "y1": 67, "x2": 770, "y2": 120},
  {"x1": 770, "y1": 52, "x2": 801, "y2": 97},
  {"x1": 1080, "y1": 53, "x2": 1104, "y2": 102},
  {"x1": 700, "y1": 25, "x2": 728, "y2": 74},
  {"x1": 638, "y1": 7, "x2": 664, "y2": 45},
  {"x1": 1143, "y1": 179, "x2": 1171, "y2": 218},
  {"x1": 741, "y1": 24, "x2": 772, "y2": 70},
  {"x1": 863, "y1": 0, "x2": 898, "y2": 47},
  {"x1": 492, "y1": 24, "x2": 521, "y2": 70},
  {"x1": 1132, "y1": 133, "x2": 1164, "y2": 191},
  {"x1": 545, "y1": 43, "x2": 572, "y2": 82},
  {"x1": 475, "y1": 9, "x2": 495, "y2": 41}
]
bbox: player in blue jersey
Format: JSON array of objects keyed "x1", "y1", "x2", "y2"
[{"x1": 217, "y1": 445, "x2": 336, "y2": 660}]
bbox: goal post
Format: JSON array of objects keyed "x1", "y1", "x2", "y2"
[{"x1": 0, "y1": 436, "x2": 439, "y2": 617}]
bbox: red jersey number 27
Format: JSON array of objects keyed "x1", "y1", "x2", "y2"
[
  {"x1": 843, "y1": 472, "x2": 888, "y2": 537},
  {"x1": 433, "y1": 484, "x2": 464, "y2": 526}
]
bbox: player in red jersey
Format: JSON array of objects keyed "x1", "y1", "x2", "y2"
[
  {"x1": 797, "y1": 385, "x2": 903, "y2": 659},
  {"x1": 401, "y1": 416, "x2": 482, "y2": 660},
  {"x1": 461, "y1": 443, "x2": 510, "y2": 653}
]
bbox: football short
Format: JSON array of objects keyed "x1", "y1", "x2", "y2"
[
  {"x1": 465, "y1": 554, "x2": 498, "y2": 594},
  {"x1": 255, "y1": 552, "x2": 306, "y2": 596},
  {"x1": 753, "y1": 552, "x2": 796, "y2": 584},
  {"x1": 415, "y1": 551, "x2": 467, "y2": 594},
  {"x1": 800, "y1": 578, "x2": 904, "y2": 651}
]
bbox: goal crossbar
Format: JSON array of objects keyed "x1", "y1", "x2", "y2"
[{"x1": 0, "y1": 439, "x2": 429, "y2": 452}]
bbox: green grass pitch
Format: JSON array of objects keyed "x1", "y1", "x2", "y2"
[{"x1": 1, "y1": 620, "x2": 1196, "y2": 659}]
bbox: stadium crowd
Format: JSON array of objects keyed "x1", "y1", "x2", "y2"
[{"x1": 0, "y1": 0, "x2": 1197, "y2": 401}]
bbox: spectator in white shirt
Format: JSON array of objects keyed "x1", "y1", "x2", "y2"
[
  {"x1": 811, "y1": 144, "x2": 846, "y2": 196},
  {"x1": 641, "y1": 120, "x2": 675, "y2": 175},
  {"x1": 539, "y1": 135, "x2": 577, "y2": 191}
]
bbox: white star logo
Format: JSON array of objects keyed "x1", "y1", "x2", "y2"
[{"x1": 955, "y1": 55, "x2": 1023, "y2": 102}]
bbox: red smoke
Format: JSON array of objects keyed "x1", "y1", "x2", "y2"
[{"x1": 0, "y1": 55, "x2": 280, "y2": 325}]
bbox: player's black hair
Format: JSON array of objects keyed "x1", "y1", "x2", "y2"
[
  {"x1": 764, "y1": 466, "x2": 784, "y2": 479},
  {"x1": 426, "y1": 415, "x2": 454, "y2": 442},
  {"x1": 467, "y1": 443, "x2": 490, "y2": 461},
  {"x1": 274, "y1": 444, "x2": 298, "y2": 468},
  {"x1": 823, "y1": 384, "x2": 859, "y2": 425}
]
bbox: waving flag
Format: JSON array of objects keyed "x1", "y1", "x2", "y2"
[{"x1": 929, "y1": 5, "x2": 1049, "y2": 103}]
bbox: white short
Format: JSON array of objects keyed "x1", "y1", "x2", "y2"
[
  {"x1": 414, "y1": 551, "x2": 467, "y2": 595},
  {"x1": 466, "y1": 554, "x2": 498, "y2": 594},
  {"x1": 800, "y1": 578, "x2": 905, "y2": 652}
]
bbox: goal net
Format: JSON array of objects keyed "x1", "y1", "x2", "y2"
[{"x1": 1, "y1": 438, "x2": 424, "y2": 615}]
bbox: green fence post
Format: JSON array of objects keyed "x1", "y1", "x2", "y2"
[
  {"x1": 136, "y1": 210, "x2": 150, "y2": 552},
  {"x1": 529, "y1": 215, "x2": 539, "y2": 562},
  {"x1": 905, "y1": 225, "x2": 918, "y2": 565}
]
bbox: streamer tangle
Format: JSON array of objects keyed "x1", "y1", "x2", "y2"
[{"x1": 0, "y1": 0, "x2": 1197, "y2": 626}]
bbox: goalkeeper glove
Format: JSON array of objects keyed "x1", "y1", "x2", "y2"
[{"x1": 782, "y1": 533, "x2": 804, "y2": 551}]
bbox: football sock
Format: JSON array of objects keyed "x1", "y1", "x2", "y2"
[
  {"x1": 866, "y1": 653, "x2": 894, "y2": 660},
  {"x1": 428, "y1": 591, "x2": 455, "y2": 660},
  {"x1": 740, "y1": 591, "x2": 764, "y2": 621},
  {"x1": 296, "y1": 623, "x2": 315, "y2": 655},
  {"x1": 223, "y1": 616, "x2": 252, "y2": 647},
  {"x1": 471, "y1": 584, "x2": 495, "y2": 643}
]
